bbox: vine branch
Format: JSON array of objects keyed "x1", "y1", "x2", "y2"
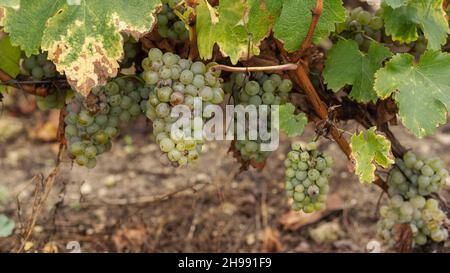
[
  {"x1": 299, "y1": 0, "x2": 323, "y2": 55},
  {"x1": 0, "y1": 68, "x2": 41, "y2": 95},
  {"x1": 212, "y1": 63, "x2": 298, "y2": 73}
]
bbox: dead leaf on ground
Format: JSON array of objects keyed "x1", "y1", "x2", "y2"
[
  {"x1": 112, "y1": 225, "x2": 149, "y2": 252},
  {"x1": 28, "y1": 110, "x2": 59, "y2": 142},
  {"x1": 278, "y1": 193, "x2": 343, "y2": 231},
  {"x1": 261, "y1": 227, "x2": 284, "y2": 253}
]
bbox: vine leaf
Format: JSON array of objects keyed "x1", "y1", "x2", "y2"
[
  {"x1": 273, "y1": 0, "x2": 346, "y2": 52},
  {"x1": 350, "y1": 127, "x2": 394, "y2": 184},
  {"x1": 196, "y1": 0, "x2": 275, "y2": 64},
  {"x1": 382, "y1": 0, "x2": 448, "y2": 50},
  {"x1": 279, "y1": 103, "x2": 308, "y2": 137},
  {"x1": 323, "y1": 40, "x2": 392, "y2": 103},
  {"x1": 374, "y1": 50, "x2": 450, "y2": 137},
  {"x1": 1, "y1": 0, "x2": 65, "y2": 56},
  {"x1": 1, "y1": 0, "x2": 160, "y2": 96},
  {"x1": 0, "y1": 35, "x2": 21, "y2": 77},
  {"x1": 0, "y1": 214, "x2": 14, "y2": 237}
]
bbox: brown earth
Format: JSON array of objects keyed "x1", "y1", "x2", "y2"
[{"x1": 0, "y1": 95, "x2": 449, "y2": 253}]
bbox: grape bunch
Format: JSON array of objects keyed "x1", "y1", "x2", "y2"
[
  {"x1": 65, "y1": 78, "x2": 151, "y2": 168},
  {"x1": 120, "y1": 34, "x2": 140, "y2": 69},
  {"x1": 284, "y1": 142, "x2": 334, "y2": 213},
  {"x1": 334, "y1": 7, "x2": 384, "y2": 51},
  {"x1": 377, "y1": 195, "x2": 449, "y2": 248},
  {"x1": 225, "y1": 72, "x2": 293, "y2": 164},
  {"x1": 387, "y1": 151, "x2": 449, "y2": 198},
  {"x1": 142, "y1": 48, "x2": 225, "y2": 166},
  {"x1": 20, "y1": 52, "x2": 58, "y2": 80},
  {"x1": 226, "y1": 72, "x2": 293, "y2": 106},
  {"x1": 157, "y1": 0, "x2": 189, "y2": 41}
]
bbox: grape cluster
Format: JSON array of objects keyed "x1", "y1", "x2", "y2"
[
  {"x1": 120, "y1": 34, "x2": 140, "y2": 69},
  {"x1": 377, "y1": 195, "x2": 449, "y2": 248},
  {"x1": 142, "y1": 48, "x2": 225, "y2": 166},
  {"x1": 387, "y1": 151, "x2": 449, "y2": 198},
  {"x1": 157, "y1": 0, "x2": 189, "y2": 41},
  {"x1": 377, "y1": 151, "x2": 450, "y2": 248},
  {"x1": 225, "y1": 72, "x2": 293, "y2": 164},
  {"x1": 335, "y1": 7, "x2": 383, "y2": 51},
  {"x1": 227, "y1": 72, "x2": 292, "y2": 106},
  {"x1": 20, "y1": 52, "x2": 58, "y2": 80},
  {"x1": 284, "y1": 142, "x2": 334, "y2": 213},
  {"x1": 65, "y1": 78, "x2": 151, "y2": 168}
]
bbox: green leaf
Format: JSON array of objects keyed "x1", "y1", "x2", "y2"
[
  {"x1": 0, "y1": 214, "x2": 14, "y2": 237},
  {"x1": 273, "y1": 0, "x2": 346, "y2": 52},
  {"x1": 374, "y1": 50, "x2": 450, "y2": 137},
  {"x1": 1, "y1": 0, "x2": 160, "y2": 96},
  {"x1": 350, "y1": 127, "x2": 394, "y2": 184},
  {"x1": 1, "y1": 0, "x2": 65, "y2": 56},
  {"x1": 279, "y1": 103, "x2": 308, "y2": 137},
  {"x1": 196, "y1": 0, "x2": 274, "y2": 64},
  {"x1": 0, "y1": 0, "x2": 20, "y2": 9},
  {"x1": 382, "y1": 0, "x2": 448, "y2": 50},
  {"x1": 323, "y1": 40, "x2": 392, "y2": 103},
  {"x1": 0, "y1": 35, "x2": 21, "y2": 77}
]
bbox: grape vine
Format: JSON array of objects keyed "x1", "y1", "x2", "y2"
[{"x1": 0, "y1": 0, "x2": 450, "y2": 253}]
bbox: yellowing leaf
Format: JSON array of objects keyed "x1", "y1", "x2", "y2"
[
  {"x1": 1, "y1": 0, "x2": 160, "y2": 96},
  {"x1": 196, "y1": 0, "x2": 275, "y2": 64},
  {"x1": 350, "y1": 127, "x2": 394, "y2": 184}
]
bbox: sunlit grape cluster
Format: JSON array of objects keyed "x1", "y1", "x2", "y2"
[
  {"x1": 142, "y1": 48, "x2": 225, "y2": 166},
  {"x1": 20, "y1": 52, "x2": 58, "y2": 80},
  {"x1": 284, "y1": 142, "x2": 334, "y2": 213},
  {"x1": 335, "y1": 7, "x2": 383, "y2": 51},
  {"x1": 157, "y1": 0, "x2": 189, "y2": 41},
  {"x1": 377, "y1": 195, "x2": 449, "y2": 248},
  {"x1": 388, "y1": 151, "x2": 449, "y2": 198},
  {"x1": 378, "y1": 151, "x2": 450, "y2": 249},
  {"x1": 65, "y1": 79, "x2": 151, "y2": 168},
  {"x1": 224, "y1": 72, "x2": 293, "y2": 164}
]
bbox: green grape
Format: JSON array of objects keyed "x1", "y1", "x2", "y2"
[
  {"x1": 31, "y1": 67, "x2": 45, "y2": 80},
  {"x1": 191, "y1": 62, "x2": 206, "y2": 74},
  {"x1": 244, "y1": 81, "x2": 260, "y2": 96},
  {"x1": 23, "y1": 56, "x2": 37, "y2": 70}
]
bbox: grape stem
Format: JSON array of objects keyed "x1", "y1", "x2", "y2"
[
  {"x1": 211, "y1": 63, "x2": 298, "y2": 73},
  {"x1": 299, "y1": 0, "x2": 323, "y2": 55}
]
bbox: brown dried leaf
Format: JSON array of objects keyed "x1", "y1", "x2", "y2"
[
  {"x1": 112, "y1": 225, "x2": 148, "y2": 252},
  {"x1": 393, "y1": 223, "x2": 413, "y2": 253},
  {"x1": 261, "y1": 227, "x2": 284, "y2": 253}
]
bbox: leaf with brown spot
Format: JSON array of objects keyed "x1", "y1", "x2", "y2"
[{"x1": 34, "y1": 0, "x2": 161, "y2": 96}]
